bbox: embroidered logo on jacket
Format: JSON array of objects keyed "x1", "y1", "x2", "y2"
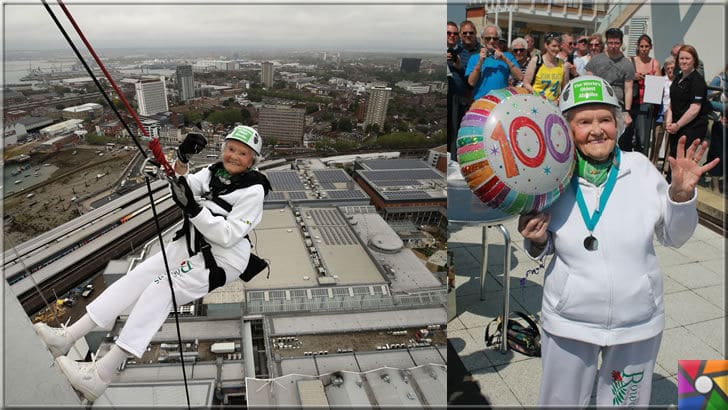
[
  {"x1": 153, "y1": 260, "x2": 194, "y2": 284},
  {"x1": 611, "y1": 369, "x2": 644, "y2": 405}
]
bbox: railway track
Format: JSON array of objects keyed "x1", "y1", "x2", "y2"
[{"x1": 19, "y1": 206, "x2": 181, "y2": 315}]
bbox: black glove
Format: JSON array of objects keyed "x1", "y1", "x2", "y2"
[
  {"x1": 169, "y1": 176, "x2": 202, "y2": 217},
  {"x1": 177, "y1": 132, "x2": 207, "y2": 163}
]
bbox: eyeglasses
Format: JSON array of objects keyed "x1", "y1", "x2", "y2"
[
  {"x1": 461, "y1": 31, "x2": 475, "y2": 36},
  {"x1": 483, "y1": 36, "x2": 498, "y2": 41},
  {"x1": 566, "y1": 42, "x2": 575, "y2": 46},
  {"x1": 589, "y1": 43, "x2": 601, "y2": 47},
  {"x1": 447, "y1": 31, "x2": 459, "y2": 36},
  {"x1": 512, "y1": 48, "x2": 526, "y2": 52},
  {"x1": 577, "y1": 39, "x2": 588, "y2": 44}
]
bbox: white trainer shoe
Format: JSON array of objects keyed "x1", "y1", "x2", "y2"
[
  {"x1": 33, "y1": 321, "x2": 74, "y2": 357},
  {"x1": 55, "y1": 355, "x2": 109, "y2": 402}
]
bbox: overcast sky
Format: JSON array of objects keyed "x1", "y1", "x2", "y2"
[{"x1": 4, "y1": 0, "x2": 444, "y2": 54}]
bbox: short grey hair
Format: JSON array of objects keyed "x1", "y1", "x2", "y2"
[
  {"x1": 482, "y1": 24, "x2": 502, "y2": 39},
  {"x1": 511, "y1": 37, "x2": 527, "y2": 49}
]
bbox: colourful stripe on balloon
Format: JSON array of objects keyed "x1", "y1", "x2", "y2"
[
  {"x1": 520, "y1": 193, "x2": 535, "y2": 214},
  {"x1": 482, "y1": 94, "x2": 501, "y2": 105},
  {"x1": 456, "y1": 125, "x2": 482, "y2": 138},
  {"x1": 460, "y1": 160, "x2": 489, "y2": 176},
  {"x1": 461, "y1": 113, "x2": 489, "y2": 127},
  {"x1": 531, "y1": 193, "x2": 547, "y2": 213},
  {"x1": 491, "y1": 88, "x2": 513, "y2": 100},
  {"x1": 490, "y1": 185, "x2": 513, "y2": 209},
  {"x1": 457, "y1": 143, "x2": 482, "y2": 156},
  {"x1": 504, "y1": 192, "x2": 528, "y2": 214},
  {"x1": 458, "y1": 149, "x2": 486, "y2": 164},
  {"x1": 465, "y1": 165, "x2": 494, "y2": 187},
  {"x1": 472, "y1": 99, "x2": 496, "y2": 111},
  {"x1": 474, "y1": 177, "x2": 501, "y2": 200},
  {"x1": 456, "y1": 135, "x2": 483, "y2": 147}
]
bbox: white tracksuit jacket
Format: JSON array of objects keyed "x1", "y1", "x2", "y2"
[
  {"x1": 180, "y1": 165, "x2": 265, "y2": 276},
  {"x1": 525, "y1": 151, "x2": 698, "y2": 346}
]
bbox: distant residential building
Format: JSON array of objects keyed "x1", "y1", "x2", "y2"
[
  {"x1": 139, "y1": 118, "x2": 160, "y2": 140},
  {"x1": 258, "y1": 105, "x2": 305, "y2": 146},
  {"x1": 364, "y1": 86, "x2": 392, "y2": 130},
  {"x1": 175, "y1": 65, "x2": 194, "y2": 102},
  {"x1": 5, "y1": 110, "x2": 28, "y2": 123},
  {"x1": 261, "y1": 62, "x2": 274, "y2": 88},
  {"x1": 400, "y1": 58, "x2": 421, "y2": 73},
  {"x1": 395, "y1": 80, "x2": 430, "y2": 94},
  {"x1": 135, "y1": 78, "x2": 169, "y2": 116},
  {"x1": 62, "y1": 103, "x2": 103, "y2": 121}
]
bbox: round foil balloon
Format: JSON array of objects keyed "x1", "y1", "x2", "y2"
[{"x1": 456, "y1": 87, "x2": 574, "y2": 215}]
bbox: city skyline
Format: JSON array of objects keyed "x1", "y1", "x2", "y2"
[{"x1": 4, "y1": 1, "x2": 443, "y2": 54}]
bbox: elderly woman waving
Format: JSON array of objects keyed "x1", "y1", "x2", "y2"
[{"x1": 519, "y1": 76, "x2": 718, "y2": 407}]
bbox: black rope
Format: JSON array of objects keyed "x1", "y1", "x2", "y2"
[
  {"x1": 41, "y1": 2, "x2": 191, "y2": 407},
  {"x1": 41, "y1": 0, "x2": 148, "y2": 160}
]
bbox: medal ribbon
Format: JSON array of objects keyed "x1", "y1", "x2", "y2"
[{"x1": 571, "y1": 148, "x2": 620, "y2": 233}]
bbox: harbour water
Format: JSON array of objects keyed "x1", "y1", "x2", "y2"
[{"x1": 3, "y1": 163, "x2": 59, "y2": 196}]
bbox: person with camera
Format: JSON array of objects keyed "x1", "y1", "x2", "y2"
[
  {"x1": 33, "y1": 126, "x2": 272, "y2": 402},
  {"x1": 465, "y1": 24, "x2": 522, "y2": 100},
  {"x1": 447, "y1": 21, "x2": 466, "y2": 160}
]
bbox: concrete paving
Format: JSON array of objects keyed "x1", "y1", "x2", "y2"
[{"x1": 448, "y1": 210, "x2": 725, "y2": 407}]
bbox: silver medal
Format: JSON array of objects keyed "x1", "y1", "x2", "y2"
[{"x1": 584, "y1": 235, "x2": 598, "y2": 251}]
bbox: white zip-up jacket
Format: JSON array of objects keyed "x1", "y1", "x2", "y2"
[
  {"x1": 525, "y1": 151, "x2": 698, "y2": 346},
  {"x1": 176, "y1": 165, "x2": 265, "y2": 277}
]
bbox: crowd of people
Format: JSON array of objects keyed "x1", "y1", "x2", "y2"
[{"x1": 447, "y1": 21, "x2": 726, "y2": 193}]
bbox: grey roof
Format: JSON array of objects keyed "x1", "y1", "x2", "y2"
[
  {"x1": 355, "y1": 165, "x2": 446, "y2": 202},
  {"x1": 269, "y1": 308, "x2": 446, "y2": 335},
  {"x1": 341, "y1": 208, "x2": 442, "y2": 293},
  {"x1": 245, "y1": 364, "x2": 446, "y2": 407},
  {"x1": 360, "y1": 158, "x2": 433, "y2": 170},
  {"x1": 92, "y1": 379, "x2": 215, "y2": 407}
]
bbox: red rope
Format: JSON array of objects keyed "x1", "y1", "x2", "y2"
[{"x1": 56, "y1": 0, "x2": 174, "y2": 176}]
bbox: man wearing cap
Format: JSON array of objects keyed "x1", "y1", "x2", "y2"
[{"x1": 33, "y1": 126, "x2": 272, "y2": 403}]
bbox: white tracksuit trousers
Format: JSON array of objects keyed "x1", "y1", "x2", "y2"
[
  {"x1": 85, "y1": 240, "x2": 228, "y2": 358},
  {"x1": 538, "y1": 330, "x2": 662, "y2": 407}
]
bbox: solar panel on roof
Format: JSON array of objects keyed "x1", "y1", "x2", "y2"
[
  {"x1": 362, "y1": 159, "x2": 431, "y2": 170},
  {"x1": 325, "y1": 191, "x2": 366, "y2": 199},
  {"x1": 384, "y1": 191, "x2": 431, "y2": 200},
  {"x1": 288, "y1": 191, "x2": 307, "y2": 200}
]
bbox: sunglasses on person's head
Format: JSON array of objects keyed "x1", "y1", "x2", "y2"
[
  {"x1": 544, "y1": 32, "x2": 562, "y2": 42},
  {"x1": 447, "y1": 31, "x2": 459, "y2": 36}
]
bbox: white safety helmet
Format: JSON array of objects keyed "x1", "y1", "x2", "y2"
[
  {"x1": 560, "y1": 75, "x2": 620, "y2": 113},
  {"x1": 225, "y1": 125, "x2": 262, "y2": 155}
]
